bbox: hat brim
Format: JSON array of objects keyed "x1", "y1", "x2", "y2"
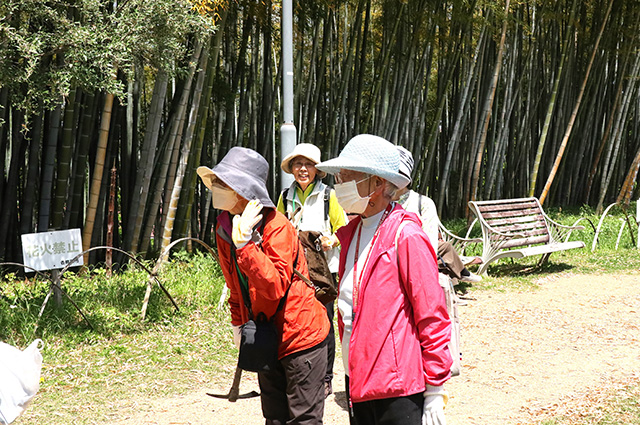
[
  {"x1": 280, "y1": 154, "x2": 327, "y2": 178},
  {"x1": 214, "y1": 162, "x2": 276, "y2": 209},
  {"x1": 316, "y1": 157, "x2": 410, "y2": 189},
  {"x1": 196, "y1": 166, "x2": 216, "y2": 191},
  {"x1": 196, "y1": 165, "x2": 276, "y2": 209}
]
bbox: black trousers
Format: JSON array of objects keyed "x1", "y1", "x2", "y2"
[
  {"x1": 324, "y1": 282, "x2": 336, "y2": 383},
  {"x1": 346, "y1": 375, "x2": 423, "y2": 425},
  {"x1": 258, "y1": 339, "x2": 328, "y2": 425}
]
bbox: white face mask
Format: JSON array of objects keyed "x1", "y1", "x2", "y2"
[
  {"x1": 211, "y1": 185, "x2": 239, "y2": 211},
  {"x1": 334, "y1": 177, "x2": 372, "y2": 214}
]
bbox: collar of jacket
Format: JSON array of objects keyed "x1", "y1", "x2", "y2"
[
  {"x1": 285, "y1": 179, "x2": 325, "y2": 206},
  {"x1": 336, "y1": 203, "x2": 422, "y2": 283}
]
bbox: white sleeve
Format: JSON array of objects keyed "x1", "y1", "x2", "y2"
[{"x1": 420, "y1": 196, "x2": 439, "y2": 250}]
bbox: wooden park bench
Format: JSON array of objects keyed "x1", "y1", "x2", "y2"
[{"x1": 468, "y1": 197, "x2": 586, "y2": 274}]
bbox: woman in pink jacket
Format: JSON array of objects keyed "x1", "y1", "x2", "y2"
[{"x1": 317, "y1": 135, "x2": 452, "y2": 425}]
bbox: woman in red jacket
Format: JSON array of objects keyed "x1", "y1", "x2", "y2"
[
  {"x1": 317, "y1": 135, "x2": 452, "y2": 425},
  {"x1": 197, "y1": 147, "x2": 329, "y2": 425}
]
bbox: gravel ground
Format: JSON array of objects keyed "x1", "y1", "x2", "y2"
[{"x1": 112, "y1": 272, "x2": 640, "y2": 425}]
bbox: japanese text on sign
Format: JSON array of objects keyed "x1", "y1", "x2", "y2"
[{"x1": 21, "y1": 229, "x2": 84, "y2": 272}]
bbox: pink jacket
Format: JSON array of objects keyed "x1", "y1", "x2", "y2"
[{"x1": 336, "y1": 204, "x2": 452, "y2": 402}]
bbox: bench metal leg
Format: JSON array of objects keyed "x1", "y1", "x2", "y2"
[{"x1": 537, "y1": 253, "x2": 552, "y2": 268}]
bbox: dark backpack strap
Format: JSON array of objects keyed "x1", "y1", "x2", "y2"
[
  {"x1": 324, "y1": 186, "x2": 331, "y2": 222},
  {"x1": 231, "y1": 208, "x2": 298, "y2": 322},
  {"x1": 282, "y1": 187, "x2": 292, "y2": 219},
  {"x1": 231, "y1": 248, "x2": 254, "y2": 319},
  {"x1": 229, "y1": 208, "x2": 273, "y2": 319}
]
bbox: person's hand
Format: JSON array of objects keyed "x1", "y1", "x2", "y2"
[
  {"x1": 319, "y1": 234, "x2": 339, "y2": 251},
  {"x1": 232, "y1": 200, "x2": 263, "y2": 249},
  {"x1": 422, "y1": 385, "x2": 448, "y2": 425},
  {"x1": 232, "y1": 325, "x2": 242, "y2": 349}
]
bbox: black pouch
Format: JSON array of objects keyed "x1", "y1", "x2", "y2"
[{"x1": 238, "y1": 312, "x2": 279, "y2": 372}]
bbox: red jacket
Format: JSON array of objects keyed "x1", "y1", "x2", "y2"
[
  {"x1": 216, "y1": 209, "x2": 329, "y2": 359},
  {"x1": 337, "y1": 204, "x2": 452, "y2": 402}
]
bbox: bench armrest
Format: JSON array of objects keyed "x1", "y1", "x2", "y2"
[
  {"x1": 541, "y1": 211, "x2": 588, "y2": 243},
  {"x1": 438, "y1": 223, "x2": 482, "y2": 254},
  {"x1": 438, "y1": 223, "x2": 482, "y2": 244}
]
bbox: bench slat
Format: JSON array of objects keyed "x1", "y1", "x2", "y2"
[
  {"x1": 491, "y1": 225, "x2": 548, "y2": 237},
  {"x1": 480, "y1": 208, "x2": 542, "y2": 220},
  {"x1": 472, "y1": 197, "x2": 538, "y2": 206},
  {"x1": 485, "y1": 214, "x2": 546, "y2": 227},
  {"x1": 476, "y1": 201, "x2": 538, "y2": 213},
  {"x1": 499, "y1": 234, "x2": 550, "y2": 249}
]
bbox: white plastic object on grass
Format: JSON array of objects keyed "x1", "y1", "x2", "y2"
[{"x1": 0, "y1": 339, "x2": 44, "y2": 424}]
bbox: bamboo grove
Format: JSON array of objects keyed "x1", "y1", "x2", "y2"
[{"x1": 1, "y1": 0, "x2": 640, "y2": 264}]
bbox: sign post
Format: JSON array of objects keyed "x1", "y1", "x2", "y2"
[
  {"x1": 21, "y1": 229, "x2": 84, "y2": 307},
  {"x1": 280, "y1": 0, "x2": 296, "y2": 190}
]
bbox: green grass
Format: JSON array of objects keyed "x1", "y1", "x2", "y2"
[
  {"x1": 2, "y1": 205, "x2": 639, "y2": 424},
  {"x1": 1, "y1": 252, "x2": 238, "y2": 424},
  {"x1": 538, "y1": 383, "x2": 640, "y2": 424},
  {"x1": 445, "y1": 203, "x2": 640, "y2": 294}
]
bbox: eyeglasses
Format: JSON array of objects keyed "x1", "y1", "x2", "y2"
[
  {"x1": 291, "y1": 160, "x2": 316, "y2": 169},
  {"x1": 334, "y1": 172, "x2": 370, "y2": 185},
  {"x1": 210, "y1": 177, "x2": 230, "y2": 190}
]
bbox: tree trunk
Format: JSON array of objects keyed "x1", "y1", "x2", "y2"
[
  {"x1": 539, "y1": 0, "x2": 614, "y2": 205},
  {"x1": 160, "y1": 39, "x2": 209, "y2": 258},
  {"x1": 52, "y1": 87, "x2": 77, "y2": 229},
  {"x1": 529, "y1": 0, "x2": 577, "y2": 197},
  {"x1": 0, "y1": 110, "x2": 27, "y2": 260},
  {"x1": 140, "y1": 41, "x2": 203, "y2": 254},
  {"x1": 124, "y1": 70, "x2": 168, "y2": 252},
  {"x1": 468, "y1": 0, "x2": 510, "y2": 212},
  {"x1": 38, "y1": 103, "x2": 62, "y2": 232},
  {"x1": 83, "y1": 92, "x2": 115, "y2": 263},
  {"x1": 20, "y1": 103, "x2": 44, "y2": 235}
]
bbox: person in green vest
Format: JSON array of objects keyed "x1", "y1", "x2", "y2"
[{"x1": 277, "y1": 143, "x2": 347, "y2": 398}]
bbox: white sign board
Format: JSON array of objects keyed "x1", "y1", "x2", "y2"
[{"x1": 21, "y1": 229, "x2": 84, "y2": 272}]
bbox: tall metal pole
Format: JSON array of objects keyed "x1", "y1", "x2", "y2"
[{"x1": 280, "y1": 0, "x2": 296, "y2": 189}]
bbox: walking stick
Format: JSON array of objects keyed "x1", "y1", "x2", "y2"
[{"x1": 207, "y1": 366, "x2": 259, "y2": 402}]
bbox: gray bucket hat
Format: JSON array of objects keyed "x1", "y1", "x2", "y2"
[
  {"x1": 197, "y1": 146, "x2": 275, "y2": 208},
  {"x1": 316, "y1": 134, "x2": 410, "y2": 189}
]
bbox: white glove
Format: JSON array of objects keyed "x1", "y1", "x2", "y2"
[
  {"x1": 422, "y1": 385, "x2": 448, "y2": 425},
  {"x1": 232, "y1": 199, "x2": 263, "y2": 249},
  {"x1": 232, "y1": 325, "x2": 242, "y2": 349}
]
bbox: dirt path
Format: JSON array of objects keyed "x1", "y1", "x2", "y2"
[{"x1": 113, "y1": 272, "x2": 640, "y2": 425}]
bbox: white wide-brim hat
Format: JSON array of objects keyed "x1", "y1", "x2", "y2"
[
  {"x1": 280, "y1": 143, "x2": 326, "y2": 178},
  {"x1": 316, "y1": 134, "x2": 410, "y2": 189},
  {"x1": 197, "y1": 146, "x2": 275, "y2": 208}
]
